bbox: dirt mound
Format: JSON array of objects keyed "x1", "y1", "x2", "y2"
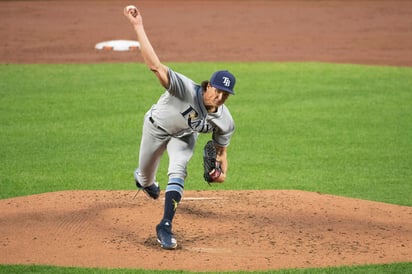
[{"x1": 0, "y1": 190, "x2": 411, "y2": 271}]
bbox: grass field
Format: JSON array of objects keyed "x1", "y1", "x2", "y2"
[{"x1": 0, "y1": 62, "x2": 411, "y2": 273}]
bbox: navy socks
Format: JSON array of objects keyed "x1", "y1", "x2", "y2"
[{"x1": 162, "y1": 178, "x2": 184, "y2": 222}]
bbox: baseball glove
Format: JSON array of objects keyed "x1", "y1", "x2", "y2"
[{"x1": 203, "y1": 140, "x2": 222, "y2": 184}]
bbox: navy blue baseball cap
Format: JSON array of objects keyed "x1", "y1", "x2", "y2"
[{"x1": 210, "y1": 70, "x2": 236, "y2": 95}]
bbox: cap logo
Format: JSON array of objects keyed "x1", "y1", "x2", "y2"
[{"x1": 222, "y1": 77, "x2": 231, "y2": 87}]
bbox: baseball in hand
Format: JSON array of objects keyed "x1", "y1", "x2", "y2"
[{"x1": 126, "y1": 5, "x2": 138, "y2": 17}]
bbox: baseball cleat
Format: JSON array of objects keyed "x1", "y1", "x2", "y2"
[
  {"x1": 135, "y1": 180, "x2": 160, "y2": 200},
  {"x1": 156, "y1": 219, "x2": 177, "y2": 250}
]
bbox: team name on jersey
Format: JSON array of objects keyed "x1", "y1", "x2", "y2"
[{"x1": 181, "y1": 106, "x2": 213, "y2": 133}]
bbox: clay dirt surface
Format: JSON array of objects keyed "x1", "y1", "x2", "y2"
[
  {"x1": 1, "y1": 0, "x2": 412, "y2": 272},
  {"x1": 1, "y1": 190, "x2": 411, "y2": 272},
  {"x1": 1, "y1": 0, "x2": 412, "y2": 66}
]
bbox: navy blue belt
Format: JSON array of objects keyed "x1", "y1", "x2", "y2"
[{"x1": 149, "y1": 117, "x2": 167, "y2": 132}]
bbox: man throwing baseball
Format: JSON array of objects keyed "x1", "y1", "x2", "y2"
[{"x1": 124, "y1": 4, "x2": 236, "y2": 250}]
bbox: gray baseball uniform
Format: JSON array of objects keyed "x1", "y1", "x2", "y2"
[{"x1": 134, "y1": 68, "x2": 235, "y2": 193}]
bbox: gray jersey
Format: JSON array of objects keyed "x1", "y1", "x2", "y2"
[{"x1": 148, "y1": 69, "x2": 235, "y2": 146}]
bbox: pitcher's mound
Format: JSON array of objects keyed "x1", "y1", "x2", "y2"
[{"x1": 0, "y1": 190, "x2": 411, "y2": 271}]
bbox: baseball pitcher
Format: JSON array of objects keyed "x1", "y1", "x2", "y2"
[{"x1": 124, "y1": 4, "x2": 236, "y2": 250}]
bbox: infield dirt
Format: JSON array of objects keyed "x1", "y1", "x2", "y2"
[
  {"x1": 1, "y1": 190, "x2": 411, "y2": 271},
  {"x1": 1, "y1": 0, "x2": 411, "y2": 272},
  {"x1": 1, "y1": 0, "x2": 412, "y2": 66}
]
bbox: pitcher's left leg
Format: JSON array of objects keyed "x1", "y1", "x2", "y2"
[{"x1": 156, "y1": 134, "x2": 197, "y2": 249}]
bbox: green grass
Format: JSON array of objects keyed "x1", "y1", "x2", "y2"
[
  {"x1": 224, "y1": 63, "x2": 412, "y2": 205},
  {"x1": 0, "y1": 62, "x2": 411, "y2": 273},
  {"x1": 1, "y1": 62, "x2": 411, "y2": 205}
]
